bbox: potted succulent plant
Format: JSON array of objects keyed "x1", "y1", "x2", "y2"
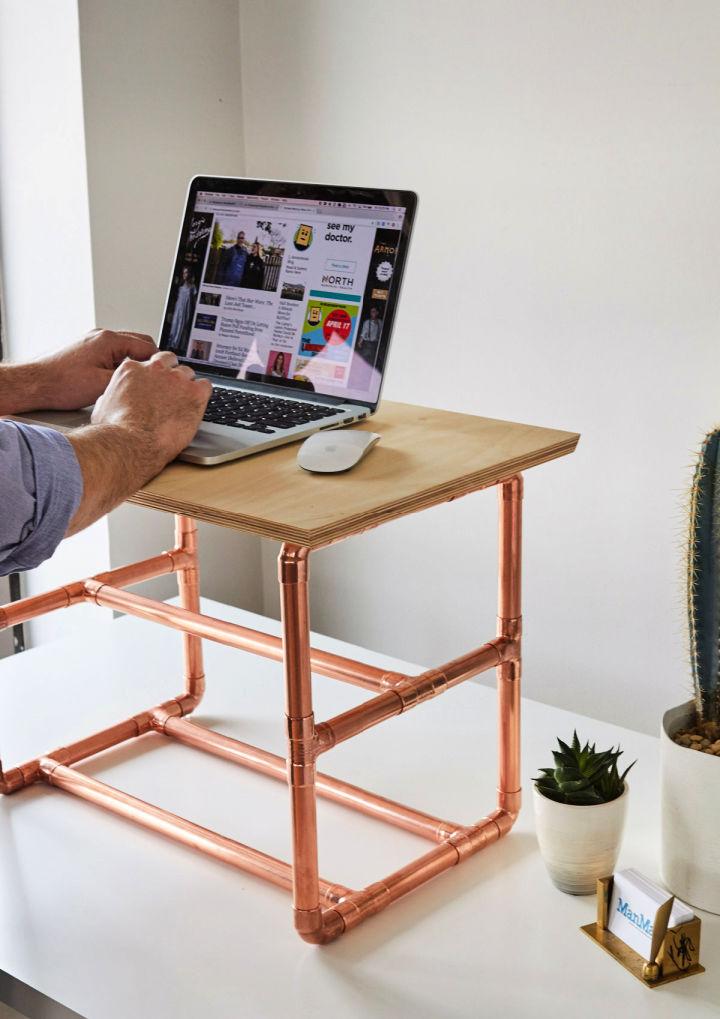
[
  {"x1": 533, "y1": 732, "x2": 635, "y2": 894},
  {"x1": 661, "y1": 428, "x2": 720, "y2": 915}
]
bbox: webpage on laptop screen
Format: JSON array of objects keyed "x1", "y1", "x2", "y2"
[{"x1": 163, "y1": 190, "x2": 406, "y2": 405}]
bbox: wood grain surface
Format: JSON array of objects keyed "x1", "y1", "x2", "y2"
[{"x1": 129, "y1": 401, "x2": 579, "y2": 547}]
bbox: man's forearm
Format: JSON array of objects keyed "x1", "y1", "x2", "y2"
[
  {"x1": 0, "y1": 363, "x2": 52, "y2": 415},
  {"x1": 66, "y1": 424, "x2": 161, "y2": 535}
]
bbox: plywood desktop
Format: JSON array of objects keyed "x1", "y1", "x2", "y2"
[{"x1": 129, "y1": 400, "x2": 579, "y2": 547}]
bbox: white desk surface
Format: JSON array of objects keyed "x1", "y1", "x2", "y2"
[{"x1": 0, "y1": 600, "x2": 717, "y2": 1019}]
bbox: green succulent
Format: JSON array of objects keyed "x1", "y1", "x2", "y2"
[{"x1": 533, "y1": 731, "x2": 635, "y2": 806}]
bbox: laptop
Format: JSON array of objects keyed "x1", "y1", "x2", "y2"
[
  {"x1": 18, "y1": 176, "x2": 417, "y2": 466},
  {"x1": 158, "y1": 175, "x2": 416, "y2": 464}
]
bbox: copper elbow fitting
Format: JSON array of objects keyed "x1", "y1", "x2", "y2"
[{"x1": 278, "y1": 545, "x2": 309, "y2": 585}]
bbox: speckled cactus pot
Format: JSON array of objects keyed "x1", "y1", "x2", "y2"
[{"x1": 661, "y1": 701, "x2": 720, "y2": 915}]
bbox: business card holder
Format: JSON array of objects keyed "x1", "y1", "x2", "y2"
[{"x1": 581, "y1": 875, "x2": 705, "y2": 987}]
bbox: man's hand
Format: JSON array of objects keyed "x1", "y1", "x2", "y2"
[
  {"x1": 0, "y1": 328, "x2": 157, "y2": 415},
  {"x1": 91, "y1": 350, "x2": 211, "y2": 475},
  {"x1": 66, "y1": 351, "x2": 211, "y2": 534},
  {"x1": 36, "y1": 329, "x2": 157, "y2": 411}
]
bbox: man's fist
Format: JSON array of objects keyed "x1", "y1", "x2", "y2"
[
  {"x1": 92, "y1": 350, "x2": 211, "y2": 472},
  {"x1": 33, "y1": 328, "x2": 158, "y2": 411}
]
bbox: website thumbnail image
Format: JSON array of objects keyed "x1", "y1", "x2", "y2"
[{"x1": 162, "y1": 198, "x2": 403, "y2": 404}]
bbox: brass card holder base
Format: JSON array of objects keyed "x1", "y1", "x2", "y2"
[{"x1": 581, "y1": 876, "x2": 705, "y2": 987}]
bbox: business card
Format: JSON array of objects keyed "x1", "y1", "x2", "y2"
[{"x1": 607, "y1": 869, "x2": 693, "y2": 959}]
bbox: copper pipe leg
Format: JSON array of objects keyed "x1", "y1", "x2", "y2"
[
  {"x1": 278, "y1": 545, "x2": 323, "y2": 938},
  {"x1": 497, "y1": 476, "x2": 523, "y2": 820},
  {"x1": 175, "y1": 515, "x2": 205, "y2": 706}
]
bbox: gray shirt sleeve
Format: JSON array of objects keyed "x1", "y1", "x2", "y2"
[{"x1": 0, "y1": 421, "x2": 83, "y2": 576}]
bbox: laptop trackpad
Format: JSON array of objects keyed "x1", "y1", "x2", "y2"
[{"x1": 179, "y1": 425, "x2": 256, "y2": 463}]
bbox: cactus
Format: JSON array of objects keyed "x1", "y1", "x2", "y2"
[
  {"x1": 533, "y1": 731, "x2": 635, "y2": 805},
  {"x1": 688, "y1": 429, "x2": 720, "y2": 725}
]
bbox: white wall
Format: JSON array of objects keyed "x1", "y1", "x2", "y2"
[
  {"x1": 2, "y1": 1, "x2": 715, "y2": 734},
  {"x1": 0, "y1": 1, "x2": 264, "y2": 646},
  {"x1": 77, "y1": 0, "x2": 264, "y2": 609},
  {"x1": 239, "y1": 0, "x2": 720, "y2": 734},
  {"x1": 0, "y1": 0, "x2": 111, "y2": 645}
]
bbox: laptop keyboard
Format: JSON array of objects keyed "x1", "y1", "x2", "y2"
[{"x1": 203, "y1": 387, "x2": 342, "y2": 434}]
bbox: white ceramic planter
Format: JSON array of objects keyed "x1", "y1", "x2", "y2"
[
  {"x1": 661, "y1": 701, "x2": 720, "y2": 915},
  {"x1": 533, "y1": 783, "x2": 629, "y2": 895}
]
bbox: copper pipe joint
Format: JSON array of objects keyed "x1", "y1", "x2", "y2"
[
  {"x1": 448, "y1": 815, "x2": 504, "y2": 860},
  {"x1": 500, "y1": 475, "x2": 524, "y2": 500},
  {"x1": 497, "y1": 616, "x2": 522, "y2": 642},
  {"x1": 174, "y1": 513, "x2": 198, "y2": 549},
  {"x1": 296, "y1": 909, "x2": 346, "y2": 945},
  {"x1": 286, "y1": 714, "x2": 317, "y2": 787},
  {"x1": 497, "y1": 789, "x2": 522, "y2": 819},
  {"x1": 278, "y1": 544, "x2": 309, "y2": 585},
  {"x1": 487, "y1": 807, "x2": 516, "y2": 835},
  {"x1": 315, "y1": 638, "x2": 507, "y2": 752},
  {"x1": 0, "y1": 582, "x2": 84, "y2": 631},
  {"x1": 0, "y1": 764, "x2": 30, "y2": 795},
  {"x1": 393, "y1": 668, "x2": 449, "y2": 709},
  {"x1": 292, "y1": 906, "x2": 324, "y2": 936},
  {"x1": 92, "y1": 551, "x2": 188, "y2": 591}
]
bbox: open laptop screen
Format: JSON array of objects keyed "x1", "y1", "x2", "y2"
[{"x1": 160, "y1": 177, "x2": 416, "y2": 409}]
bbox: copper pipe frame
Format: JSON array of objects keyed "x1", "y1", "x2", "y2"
[{"x1": 0, "y1": 479, "x2": 523, "y2": 944}]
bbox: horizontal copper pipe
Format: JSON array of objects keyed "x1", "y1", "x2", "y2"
[
  {"x1": 297, "y1": 812, "x2": 517, "y2": 944},
  {"x1": 0, "y1": 695, "x2": 196, "y2": 795},
  {"x1": 316, "y1": 691, "x2": 402, "y2": 750},
  {"x1": 0, "y1": 582, "x2": 84, "y2": 631},
  {"x1": 0, "y1": 550, "x2": 190, "y2": 632},
  {"x1": 311, "y1": 652, "x2": 398, "y2": 691},
  {"x1": 334, "y1": 814, "x2": 507, "y2": 935},
  {"x1": 154, "y1": 714, "x2": 462, "y2": 842},
  {"x1": 441, "y1": 638, "x2": 517, "y2": 684},
  {"x1": 316, "y1": 639, "x2": 510, "y2": 752},
  {"x1": 93, "y1": 550, "x2": 192, "y2": 590},
  {"x1": 337, "y1": 842, "x2": 460, "y2": 929},
  {"x1": 85, "y1": 582, "x2": 398, "y2": 692},
  {"x1": 39, "y1": 759, "x2": 348, "y2": 905}
]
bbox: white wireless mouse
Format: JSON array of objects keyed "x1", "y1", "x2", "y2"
[{"x1": 297, "y1": 430, "x2": 381, "y2": 473}]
